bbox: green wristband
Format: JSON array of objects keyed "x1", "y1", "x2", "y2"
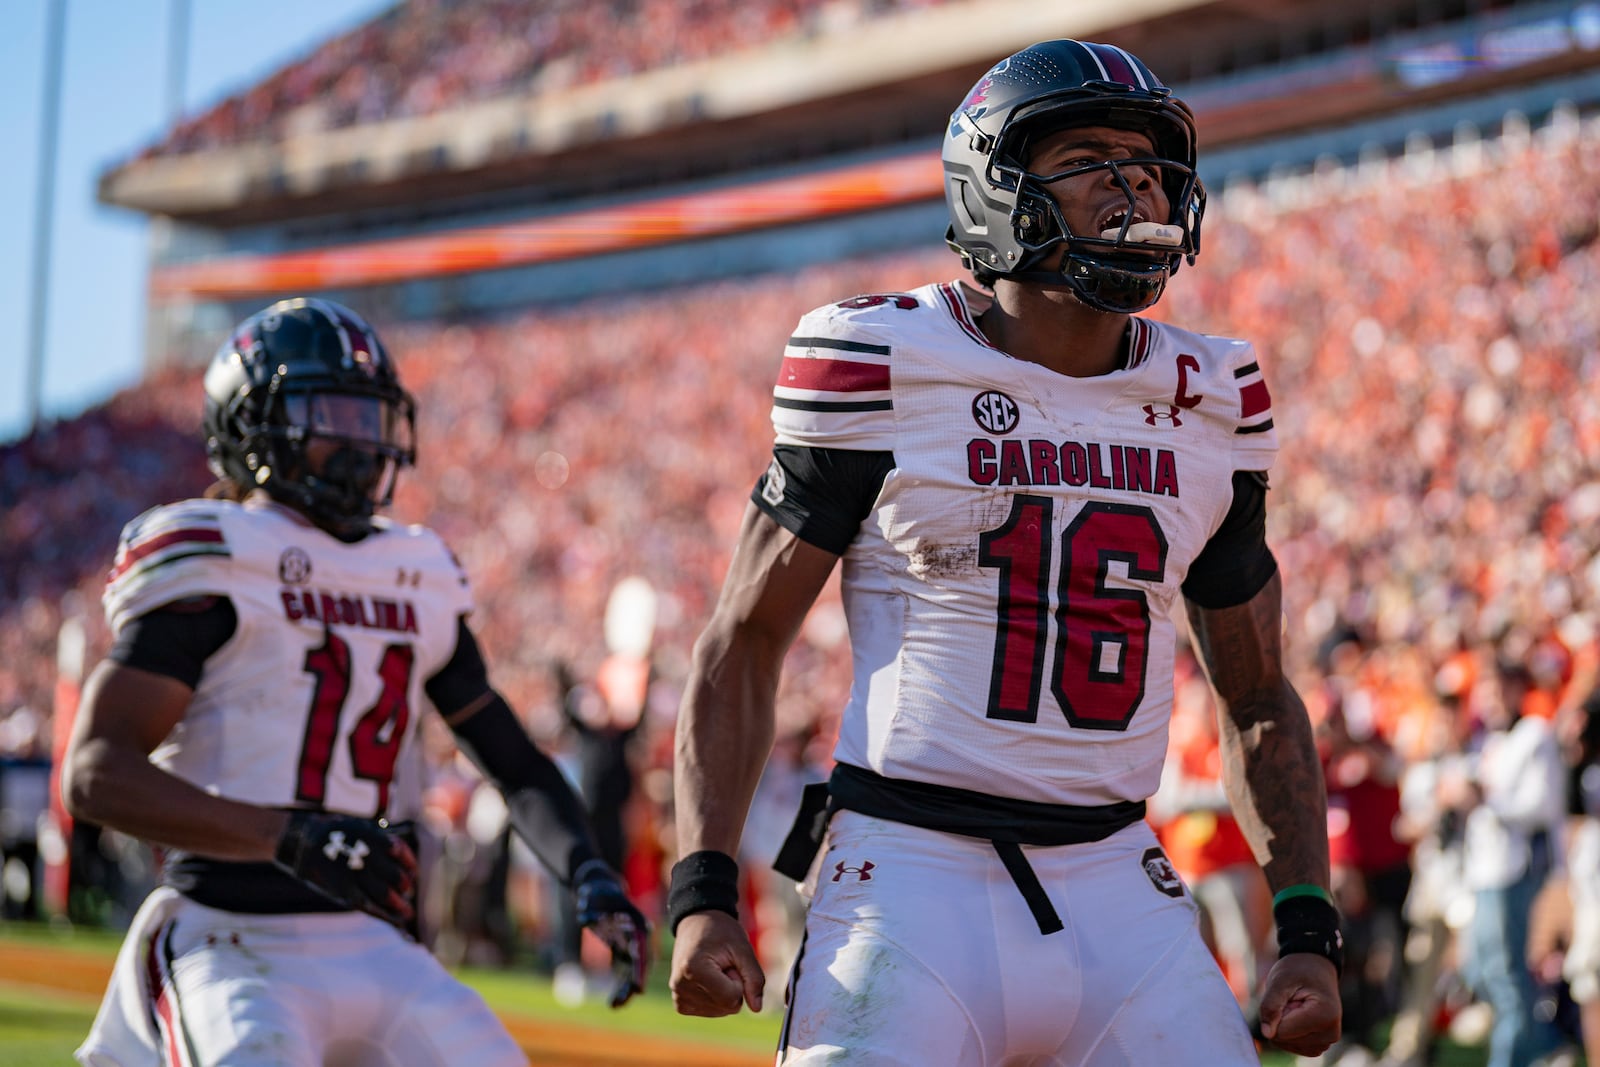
[{"x1": 1272, "y1": 883, "x2": 1333, "y2": 908}]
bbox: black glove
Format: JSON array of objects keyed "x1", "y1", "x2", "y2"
[
  {"x1": 273, "y1": 810, "x2": 417, "y2": 928},
  {"x1": 573, "y1": 861, "x2": 650, "y2": 1007}
]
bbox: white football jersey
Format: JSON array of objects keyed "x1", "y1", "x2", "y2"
[
  {"x1": 103, "y1": 498, "x2": 473, "y2": 821},
  {"x1": 770, "y1": 281, "x2": 1277, "y2": 807}
]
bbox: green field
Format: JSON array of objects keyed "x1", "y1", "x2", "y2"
[
  {"x1": 0, "y1": 919, "x2": 781, "y2": 1065},
  {"x1": 0, "y1": 921, "x2": 1511, "y2": 1066},
  {"x1": 462, "y1": 965, "x2": 777, "y2": 1049},
  {"x1": 0, "y1": 984, "x2": 100, "y2": 1067}
]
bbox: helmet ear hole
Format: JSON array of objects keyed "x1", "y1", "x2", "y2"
[{"x1": 953, "y1": 179, "x2": 988, "y2": 235}]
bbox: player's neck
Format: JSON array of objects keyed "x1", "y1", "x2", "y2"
[
  {"x1": 980, "y1": 283, "x2": 1131, "y2": 377},
  {"x1": 244, "y1": 489, "x2": 373, "y2": 543}
]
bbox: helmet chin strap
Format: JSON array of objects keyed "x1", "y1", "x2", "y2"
[
  {"x1": 305, "y1": 446, "x2": 384, "y2": 541},
  {"x1": 264, "y1": 443, "x2": 383, "y2": 542},
  {"x1": 1003, "y1": 220, "x2": 1184, "y2": 314},
  {"x1": 1006, "y1": 253, "x2": 1172, "y2": 314}
]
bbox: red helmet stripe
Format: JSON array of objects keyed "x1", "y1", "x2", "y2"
[
  {"x1": 306, "y1": 296, "x2": 379, "y2": 372},
  {"x1": 1067, "y1": 39, "x2": 1111, "y2": 81},
  {"x1": 335, "y1": 311, "x2": 375, "y2": 366},
  {"x1": 1086, "y1": 42, "x2": 1146, "y2": 89}
]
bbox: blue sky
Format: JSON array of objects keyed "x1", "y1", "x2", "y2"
[{"x1": 0, "y1": 0, "x2": 393, "y2": 445}]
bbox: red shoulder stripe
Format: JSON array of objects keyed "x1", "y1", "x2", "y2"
[
  {"x1": 1240, "y1": 380, "x2": 1271, "y2": 419},
  {"x1": 938, "y1": 283, "x2": 996, "y2": 348},
  {"x1": 113, "y1": 527, "x2": 225, "y2": 579},
  {"x1": 778, "y1": 356, "x2": 889, "y2": 392}
]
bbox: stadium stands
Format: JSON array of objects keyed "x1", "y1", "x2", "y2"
[
  {"x1": 8, "y1": 108, "x2": 1598, "y2": 758},
  {"x1": 136, "y1": 0, "x2": 963, "y2": 160},
  {"x1": 10, "y1": 0, "x2": 1600, "y2": 1048}
]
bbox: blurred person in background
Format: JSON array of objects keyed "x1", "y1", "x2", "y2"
[
  {"x1": 60, "y1": 298, "x2": 647, "y2": 1067},
  {"x1": 738, "y1": 723, "x2": 830, "y2": 987},
  {"x1": 564, "y1": 655, "x2": 647, "y2": 900},
  {"x1": 669, "y1": 39, "x2": 1340, "y2": 1064},
  {"x1": 415, "y1": 713, "x2": 520, "y2": 969},
  {"x1": 1454, "y1": 656, "x2": 1566, "y2": 1067},
  {"x1": 1554, "y1": 683, "x2": 1600, "y2": 1066},
  {"x1": 1149, "y1": 654, "x2": 1274, "y2": 1015},
  {"x1": 1313, "y1": 667, "x2": 1413, "y2": 1066},
  {"x1": 0, "y1": 707, "x2": 51, "y2": 920},
  {"x1": 1377, "y1": 676, "x2": 1478, "y2": 1067},
  {"x1": 549, "y1": 658, "x2": 646, "y2": 1003}
]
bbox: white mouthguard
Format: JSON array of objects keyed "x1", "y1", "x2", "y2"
[{"x1": 1101, "y1": 221, "x2": 1184, "y2": 246}]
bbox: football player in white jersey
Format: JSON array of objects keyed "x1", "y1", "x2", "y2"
[
  {"x1": 669, "y1": 40, "x2": 1342, "y2": 1064},
  {"x1": 62, "y1": 298, "x2": 649, "y2": 1067}
]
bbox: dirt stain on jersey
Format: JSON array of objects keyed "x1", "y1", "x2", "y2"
[
  {"x1": 973, "y1": 492, "x2": 1016, "y2": 530},
  {"x1": 907, "y1": 542, "x2": 977, "y2": 579}
]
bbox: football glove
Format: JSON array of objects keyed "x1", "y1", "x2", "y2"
[
  {"x1": 273, "y1": 810, "x2": 417, "y2": 929},
  {"x1": 574, "y1": 861, "x2": 651, "y2": 1007}
]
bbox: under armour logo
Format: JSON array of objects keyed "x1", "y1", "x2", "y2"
[
  {"x1": 1143, "y1": 404, "x2": 1183, "y2": 427},
  {"x1": 832, "y1": 860, "x2": 875, "y2": 882},
  {"x1": 322, "y1": 831, "x2": 370, "y2": 870}
]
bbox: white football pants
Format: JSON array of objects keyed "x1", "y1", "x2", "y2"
[
  {"x1": 776, "y1": 811, "x2": 1259, "y2": 1066},
  {"x1": 77, "y1": 887, "x2": 527, "y2": 1067}
]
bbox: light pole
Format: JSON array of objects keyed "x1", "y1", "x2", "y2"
[{"x1": 23, "y1": 0, "x2": 66, "y2": 437}]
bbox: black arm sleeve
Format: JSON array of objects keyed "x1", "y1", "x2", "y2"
[
  {"x1": 428, "y1": 620, "x2": 601, "y2": 886},
  {"x1": 1180, "y1": 469, "x2": 1279, "y2": 610},
  {"x1": 108, "y1": 597, "x2": 238, "y2": 688},
  {"x1": 423, "y1": 618, "x2": 494, "y2": 715},
  {"x1": 751, "y1": 444, "x2": 895, "y2": 556}
]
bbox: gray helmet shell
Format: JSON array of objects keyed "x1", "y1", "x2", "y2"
[{"x1": 943, "y1": 40, "x2": 1206, "y2": 313}]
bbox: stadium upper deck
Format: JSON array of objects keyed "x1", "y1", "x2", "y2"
[
  {"x1": 100, "y1": 0, "x2": 1594, "y2": 226},
  {"x1": 97, "y1": 0, "x2": 1600, "y2": 371}
]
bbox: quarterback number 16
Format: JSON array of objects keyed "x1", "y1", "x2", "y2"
[{"x1": 979, "y1": 497, "x2": 1168, "y2": 731}]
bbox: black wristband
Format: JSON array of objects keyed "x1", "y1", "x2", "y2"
[
  {"x1": 667, "y1": 850, "x2": 740, "y2": 935},
  {"x1": 1274, "y1": 893, "x2": 1344, "y2": 974}
]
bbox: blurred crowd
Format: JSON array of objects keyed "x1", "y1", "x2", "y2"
[
  {"x1": 139, "y1": 0, "x2": 953, "y2": 159},
  {"x1": 4, "y1": 109, "x2": 1600, "y2": 1059},
  {"x1": 1150, "y1": 112, "x2": 1600, "y2": 1067}
]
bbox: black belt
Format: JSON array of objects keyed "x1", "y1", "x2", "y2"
[
  {"x1": 775, "y1": 763, "x2": 1145, "y2": 935},
  {"x1": 166, "y1": 857, "x2": 350, "y2": 914}
]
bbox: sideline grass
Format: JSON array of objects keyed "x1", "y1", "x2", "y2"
[
  {"x1": 0, "y1": 983, "x2": 99, "y2": 1067},
  {"x1": 0, "y1": 919, "x2": 779, "y2": 1063},
  {"x1": 0, "y1": 980, "x2": 781, "y2": 1067},
  {"x1": 462, "y1": 964, "x2": 780, "y2": 1050},
  {"x1": 0, "y1": 973, "x2": 1325, "y2": 1067},
  {"x1": 0, "y1": 921, "x2": 1502, "y2": 1065},
  {"x1": 0, "y1": 920, "x2": 125, "y2": 956}
]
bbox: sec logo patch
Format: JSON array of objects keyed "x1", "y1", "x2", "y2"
[
  {"x1": 972, "y1": 390, "x2": 1020, "y2": 434},
  {"x1": 278, "y1": 547, "x2": 313, "y2": 585}
]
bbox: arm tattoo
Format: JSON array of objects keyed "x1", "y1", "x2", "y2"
[{"x1": 1184, "y1": 573, "x2": 1329, "y2": 891}]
